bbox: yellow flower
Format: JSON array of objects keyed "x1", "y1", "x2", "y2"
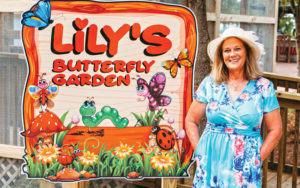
[
  {"x1": 150, "y1": 153, "x2": 175, "y2": 171},
  {"x1": 36, "y1": 144, "x2": 60, "y2": 164},
  {"x1": 79, "y1": 151, "x2": 98, "y2": 166},
  {"x1": 145, "y1": 146, "x2": 155, "y2": 155},
  {"x1": 114, "y1": 143, "x2": 133, "y2": 159}
]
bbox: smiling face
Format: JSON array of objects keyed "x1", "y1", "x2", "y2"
[{"x1": 222, "y1": 37, "x2": 247, "y2": 73}]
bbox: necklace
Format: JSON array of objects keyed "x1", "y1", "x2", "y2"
[{"x1": 230, "y1": 79, "x2": 244, "y2": 91}]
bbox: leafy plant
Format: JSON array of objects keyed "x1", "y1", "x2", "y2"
[{"x1": 132, "y1": 108, "x2": 166, "y2": 126}]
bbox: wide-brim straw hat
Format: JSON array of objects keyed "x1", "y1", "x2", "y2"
[{"x1": 207, "y1": 27, "x2": 265, "y2": 62}]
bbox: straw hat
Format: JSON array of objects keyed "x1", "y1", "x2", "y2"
[{"x1": 207, "y1": 27, "x2": 265, "y2": 62}]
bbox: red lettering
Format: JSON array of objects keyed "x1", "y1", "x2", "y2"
[
  {"x1": 66, "y1": 74, "x2": 80, "y2": 86},
  {"x1": 113, "y1": 60, "x2": 126, "y2": 73},
  {"x1": 78, "y1": 73, "x2": 92, "y2": 86},
  {"x1": 126, "y1": 61, "x2": 136, "y2": 73},
  {"x1": 67, "y1": 60, "x2": 82, "y2": 72},
  {"x1": 105, "y1": 74, "x2": 117, "y2": 87},
  {"x1": 102, "y1": 24, "x2": 131, "y2": 57},
  {"x1": 92, "y1": 60, "x2": 102, "y2": 72},
  {"x1": 117, "y1": 74, "x2": 130, "y2": 86},
  {"x1": 143, "y1": 60, "x2": 155, "y2": 73},
  {"x1": 130, "y1": 23, "x2": 141, "y2": 40},
  {"x1": 101, "y1": 61, "x2": 113, "y2": 73},
  {"x1": 141, "y1": 24, "x2": 172, "y2": 56},
  {"x1": 52, "y1": 59, "x2": 67, "y2": 72},
  {"x1": 74, "y1": 30, "x2": 85, "y2": 54},
  {"x1": 52, "y1": 74, "x2": 66, "y2": 86},
  {"x1": 51, "y1": 24, "x2": 73, "y2": 54},
  {"x1": 82, "y1": 60, "x2": 91, "y2": 72},
  {"x1": 92, "y1": 74, "x2": 105, "y2": 86},
  {"x1": 87, "y1": 24, "x2": 107, "y2": 54}
]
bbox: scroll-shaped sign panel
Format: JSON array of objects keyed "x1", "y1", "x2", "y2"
[{"x1": 21, "y1": 0, "x2": 197, "y2": 181}]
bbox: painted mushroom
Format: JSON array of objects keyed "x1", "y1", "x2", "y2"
[{"x1": 22, "y1": 111, "x2": 68, "y2": 143}]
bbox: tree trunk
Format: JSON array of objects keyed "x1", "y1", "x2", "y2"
[
  {"x1": 188, "y1": 0, "x2": 211, "y2": 88},
  {"x1": 295, "y1": 3, "x2": 300, "y2": 77}
]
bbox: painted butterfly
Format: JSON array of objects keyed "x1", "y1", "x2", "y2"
[
  {"x1": 136, "y1": 72, "x2": 171, "y2": 111},
  {"x1": 21, "y1": 0, "x2": 53, "y2": 30},
  {"x1": 28, "y1": 74, "x2": 58, "y2": 112},
  {"x1": 161, "y1": 48, "x2": 193, "y2": 78},
  {"x1": 152, "y1": 126, "x2": 176, "y2": 150}
]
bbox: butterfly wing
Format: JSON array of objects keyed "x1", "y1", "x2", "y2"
[
  {"x1": 28, "y1": 85, "x2": 41, "y2": 100},
  {"x1": 21, "y1": 0, "x2": 51, "y2": 29},
  {"x1": 47, "y1": 99, "x2": 55, "y2": 108},
  {"x1": 156, "y1": 95, "x2": 171, "y2": 106},
  {"x1": 46, "y1": 85, "x2": 59, "y2": 99},
  {"x1": 177, "y1": 48, "x2": 189, "y2": 61},
  {"x1": 178, "y1": 59, "x2": 193, "y2": 67},
  {"x1": 34, "y1": 0, "x2": 51, "y2": 23},
  {"x1": 161, "y1": 60, "x2": 178, "y2": 78},
  {"x1": 149, "y1": 72, "x2": 166, "y2": 97}
]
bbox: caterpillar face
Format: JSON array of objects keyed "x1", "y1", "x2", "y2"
[{"x1": 80, "y1": 100, "x2": 96, "y2": 116}]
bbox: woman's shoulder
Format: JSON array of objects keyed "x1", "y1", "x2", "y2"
[{"x1": 253, "y1": 76, "x2": 272, "y2": 87}]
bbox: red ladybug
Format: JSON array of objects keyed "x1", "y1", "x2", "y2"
[
  {"x1": 58, "y1": 146, "x2": 83, "y2": 166},
  {"x1": 152, "y1": 126, "x2": 176, "y2": 150}
]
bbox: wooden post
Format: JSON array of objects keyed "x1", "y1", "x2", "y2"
[
  {"x1": 262, "y1": 122, "x2": 268, "y2": 188},
  {"x1": 161, "y1": 179, "x2": 177, "y2": 188},
  {"x1": 39, "y1": 180, "x2": 55, "y2": 188},
  {"x1": 277, "y1": 107, "x2": 287, "y2": 188},
  {"x1": 62, "y1": 182, "x2": 89, "y2": 188},
  {"x1": 292, "y1": 110, "x2": 299, "y2": 188}
]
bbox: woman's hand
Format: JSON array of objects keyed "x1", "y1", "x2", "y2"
[
  {"x1": 260, "y1": 108, "x2": 282, "y2": 161},
  {"x1": 185, "y1": 100, "x2": 207, "y2": 150}
]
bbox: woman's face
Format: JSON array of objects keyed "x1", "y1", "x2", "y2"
[{"x1": 222, "y1": 37, "x2": 247, "y2": 73}]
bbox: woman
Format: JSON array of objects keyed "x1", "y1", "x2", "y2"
[{"x1": 185, "y1": 27, "x2": 282, "y2": 188}]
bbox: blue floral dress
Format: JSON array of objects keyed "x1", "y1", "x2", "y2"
[{"x1": 192, "y1": 76, "x2": 279, "y2": 188}]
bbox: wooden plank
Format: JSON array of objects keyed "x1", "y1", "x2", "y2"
[
  {"x1": 264, "y1": 72, "x2": 300, "y2": 83},
  {"x1": 277, "y1": 108, "x2": 287, "y2": 188},
  {"x1": 272, "y1": 0, "x2": 279, "y2": 72},
  {"x1": 262, "y1": 122, "x2": 268, "y2": 188},
  {"x1": 0, "y1": 144, "x2": 23, "y2": 159},
  {"x1": 162, "y1": 179, "x2": 177, "y2": 188},
  {"x1": 39, "y1": 180, "x2": 55, "y2": 188},
  {"x1": 214, "y1": 0, "x2": 221, "y2": 38},
  {"x1": 206, "y1": 13, "x2": 276, "y2": 24},
  {"x1": 293, "y1": 110, "x2": 300, "y2": 188},
  {"x1": 62, "y1": 182, "x2": 79, "y2": 188}
]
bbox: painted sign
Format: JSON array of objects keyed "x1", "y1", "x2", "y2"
[{"x1": 21, "y1": 0, "x2": 197, "y2": 181}]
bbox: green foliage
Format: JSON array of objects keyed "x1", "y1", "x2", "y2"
[
  {"x1": 24, "y1": 142, "x2": 191, "y2": 179},
  {"x1": 55, "y1": 111, "x2": 77, "y2": 147},
  {"x1": 132, "y1": 108, "x2": 165, "y2": 126},
  {"x1": 279, "y1": 14, "x2": 295, "y2": 38}
]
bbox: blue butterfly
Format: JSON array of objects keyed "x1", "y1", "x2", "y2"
[{"x1": 21, "y1": 0, "x2": 53, "y2": 30}]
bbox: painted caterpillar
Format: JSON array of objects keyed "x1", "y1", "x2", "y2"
[{"x1": 79, "y1": 100, "x2": 129, "y2": 128}]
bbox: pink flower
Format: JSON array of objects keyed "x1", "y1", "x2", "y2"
[
  {"x1": 168, "y1": 117, "x2": 174, "y2": 124},
  {"x1": 177, "y1": 129, "x2": 185, "y2": 139},
  {"x1": 255, "y1": 158, "x2": 260, "y2": 166},
  {"x1": 225, "y1": 128, "x2": 234, "y2": 133},
  {"x1": 209, "y1": 102, "x2": 218, "y2": 110},
  {"x1": 257, "y1": 78, "x2": 270, "y2": 87},
  {"x1": 234, "y1": 172, "x2": 243, "y2": 186},
  {"x1": 71, "y1": 115, "x2": 80, "y2": 124},
  {"x1": 240, "y1": 92, "x2": 250, "y2": 100},
  {"x1": 233, "y1": 138, "x2": 245, "y2": 156}
]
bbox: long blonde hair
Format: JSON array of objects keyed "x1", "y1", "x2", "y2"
[{"x1": 210, "y1": 38, "x2": 263, "y2": 84}]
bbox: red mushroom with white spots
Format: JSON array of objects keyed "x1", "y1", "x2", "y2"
[{"x1": 22, "y1": 111, "x2": 68, "y2": 144}]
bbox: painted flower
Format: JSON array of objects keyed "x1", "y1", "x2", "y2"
[
  {"x1": 79, "y1": 151, "x2": 98, "y2": 166},
  {"x1": 239, "y1": 92, "x2": 251, "y2": 101},
  {"x1": 234, "y1": 171, "x2": 243, "y2": 186},
  {"x1": 233, "y1": 138, "x2": 245, "y2": 156},
  {"x1": 36, "y1": 144, "x2": 60, "y2": 164},
  {"x1": 145, "y1": 146, "x2": 155, "y2": 155},
  {"x1": 71, "y1": 115, "x2": 80, "y2": 124},
  {"x1": 150, "y1": 153, "x2": 175, "y2": 171},
  {"x1": 168, "y1": 117, "x2": 174, "y2": 124},
  {"x1": 114, "y1": 143, "x2": 133, "y2": 159}
]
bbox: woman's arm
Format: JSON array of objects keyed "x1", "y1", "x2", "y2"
[
  {"x1": 260, "y1": 108, "x2": 282, "y2": 161},
  {"x1": 185, "y1": 100, "x2": 207, "y2": 150}
]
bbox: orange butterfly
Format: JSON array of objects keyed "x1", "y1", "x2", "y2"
[{"x1": 161, "y1": 48, "x2": 193, "y2": 78}]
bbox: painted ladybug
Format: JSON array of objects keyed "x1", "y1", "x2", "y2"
[{"x1": 152, "y1": 126, "x2": 176, "y2": 150}]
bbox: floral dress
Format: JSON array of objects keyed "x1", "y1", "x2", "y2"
[{"x1": 192, "y1": 76, "x2": 279, "y2": 188}]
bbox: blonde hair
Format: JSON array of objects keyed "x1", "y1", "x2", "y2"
[{"x1": 210, "y1": 38, "x2": 263, "y2": 84}]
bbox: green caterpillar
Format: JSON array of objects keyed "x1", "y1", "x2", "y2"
[{"x1": 79, "y1": 100, "x2": 129, "y2": 128}]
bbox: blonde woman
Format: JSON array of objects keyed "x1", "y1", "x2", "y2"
[{"x1": 186, "y1": 28, "x2": 282, "y2": 187}]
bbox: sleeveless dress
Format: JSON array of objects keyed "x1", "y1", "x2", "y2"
[{"x1": 192, "y1": 76, "x2": 279, "y2": 188}]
